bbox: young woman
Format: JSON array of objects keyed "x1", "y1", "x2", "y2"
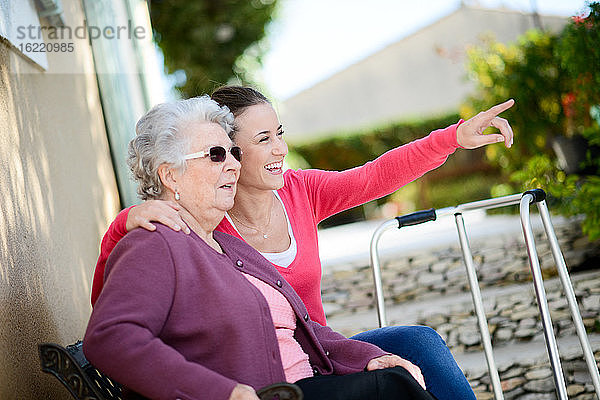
[{"x1": 92, "y1": 86, "x2": 514, "y2": 400}]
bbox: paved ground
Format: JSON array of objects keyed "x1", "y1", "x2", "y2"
[{"x1": 317, "y1": 212, "x2": 556, "y2": 271}]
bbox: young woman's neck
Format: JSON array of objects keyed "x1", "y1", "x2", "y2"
[{"x1": 229, "y1": 185, "x2": 274, "y2": 224}]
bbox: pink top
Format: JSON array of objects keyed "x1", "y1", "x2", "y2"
[
  {"x1": 242, "y1": 273, "x2": 313, "y2": 382},
  {"x1": 92, "y1": 122, "x2": 462, "y2": 326}
]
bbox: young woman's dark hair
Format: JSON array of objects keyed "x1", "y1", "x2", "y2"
[
  {"x1": 211, "y1": 85, "x2": 270, "y2": 116},
  {"x1": 211, "y1": 86, "x2": 271, "y2": 138}
]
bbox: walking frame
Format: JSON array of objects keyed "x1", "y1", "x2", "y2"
[{"x1": 369, "y1": 189, "x2": 600, "y2": 400}]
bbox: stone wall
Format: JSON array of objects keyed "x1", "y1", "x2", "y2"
[
  {"x1": 467, "y1": 351, "x2": 600, "y2": 400},
  {"x1": 321, "y1": 216, "x2": 600, "y2": 319},
  {"x1": 323, "y1": 216, "x2": 600, "y2": 399},
  {"x1": 416, "y1": 272, "x2": 600, "y2": 353}
]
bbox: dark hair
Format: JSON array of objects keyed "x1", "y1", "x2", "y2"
[{"x1": 211, "y1": 86, "x2": 270, "y2": 138}]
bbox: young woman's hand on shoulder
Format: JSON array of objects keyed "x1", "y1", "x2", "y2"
[{"x1": 126, "y1": 200, "x2": 190, "y2": 234}]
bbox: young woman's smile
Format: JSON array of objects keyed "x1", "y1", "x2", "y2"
[
  {"x1": 264, "y1": 160, "x2": 284, "y2": 175},
  {"x1": 233, "y1": 103, "x2": 288, "y2": 191}
]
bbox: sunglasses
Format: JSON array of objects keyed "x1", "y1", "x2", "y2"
[{"x1": 184, "y1": 146, "x2": 242, "y2": 163}]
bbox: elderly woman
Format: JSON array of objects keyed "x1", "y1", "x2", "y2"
[{"x1": 83, "y1": 96, "x2": 436, "y2": 400}]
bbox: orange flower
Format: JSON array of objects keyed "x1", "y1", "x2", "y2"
[{"x1": 561, "y1": 92, "x2": 577, "y2": 118}]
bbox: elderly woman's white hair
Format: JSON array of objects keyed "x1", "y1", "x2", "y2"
[{"x1": 128, "y1": 95, "x2": 234, "y2": 200}]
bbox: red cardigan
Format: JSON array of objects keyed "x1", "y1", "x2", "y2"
[{"x1": 91, "y1": 122, "x2": 462, "y2": 324}]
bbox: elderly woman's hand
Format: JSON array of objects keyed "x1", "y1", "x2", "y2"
[
  {"x1": 125, "y1": 200, "x2": 190, "y2": 234},
  {"x1": 367, "y1": 354, "x2": 426, "y2": 390},
  {"x1": 229, "y1": 384, "x2": 260, "y2": 400},
  {"x1": 457, "y1": 99, "x2": 515, "y2": 149}
]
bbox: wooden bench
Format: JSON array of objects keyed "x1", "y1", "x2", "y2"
[{"x1": 39, "y1": 341, "x2": 303, "y2": 400}]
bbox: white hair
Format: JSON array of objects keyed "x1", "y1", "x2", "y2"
[{"x1": 127, "y1": 95, "x2": 234, "y2": 200}]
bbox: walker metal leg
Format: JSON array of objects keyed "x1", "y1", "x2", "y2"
[
  {"x1": 370, "y1": 211, "x2": 437, "y2": 328},
  {"x1": 537, "y1": 201, "x2": 600, "y2": 398},
  {"x1": 520, "y1": 194, "x2": 569, "y2": 400},
  {"x1": 370, "y1": 219, "x2": 398, "y2": 328},
  {"x1": 455, "y1": 213, "x2": 504, "y2": 400}
]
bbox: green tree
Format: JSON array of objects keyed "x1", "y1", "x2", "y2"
[
  {"x1": 463, "y1": 30, "x2": 569, "y2": 173},
  {"x1": 463, "y1": 2, "x2": 600, "y2": 240},
  {"x1": 149, "y1": 0, "x2": 278, "y2": 97}
]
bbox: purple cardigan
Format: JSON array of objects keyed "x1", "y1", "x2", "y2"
[{"x1": 84, "y1": 225, "x2": 386, "y2": 400}]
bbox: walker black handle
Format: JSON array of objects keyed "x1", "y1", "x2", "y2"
[
  {"x1": 523, "y1": 188, "x2": 546, "y2": 203},
  {"x1": 395, "y1": 208, "x2": 436, "y2": 228}
]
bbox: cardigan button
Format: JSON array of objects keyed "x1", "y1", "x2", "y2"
[
  {"x1": 236, "y1": 260, "x2": 243, "y2": 268},
  {"x1": 304, "y1": 314, "x2": 309, "y2": 322},
  {"x1": 325, "y1": 351, "x2": 330, "y2": 356},
  {"x1": 276, "y1": 280, "x2": 282, "y2": 287}
]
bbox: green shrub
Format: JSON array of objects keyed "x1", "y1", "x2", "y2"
[
  {"x1": 292, "y1": 114, "x2": 460, "y2": 172},
  {"x1": 463, "y1": 2, "x2": 600, "y2": 240}
]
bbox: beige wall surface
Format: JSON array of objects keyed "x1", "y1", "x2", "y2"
[
  {"x1": 0, "y1": 1, "x2": 120, "y2": 398},
  {"x1": 281, "y1": 7, "x2": 569, "y2": 143}
]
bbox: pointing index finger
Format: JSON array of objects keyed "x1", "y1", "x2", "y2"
[{"x1": 486, "y1": 99, "x2": 515, "y2": 117}]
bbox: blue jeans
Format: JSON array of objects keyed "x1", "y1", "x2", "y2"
[{"x1": 351, "y1": 326, "x2": 475, "y2": 400}]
